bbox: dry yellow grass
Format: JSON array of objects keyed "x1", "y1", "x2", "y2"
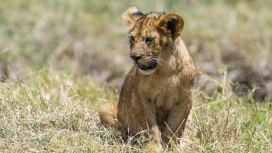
[{"x1": 0, "y1": 69, "x2": 271, "y2": 152}]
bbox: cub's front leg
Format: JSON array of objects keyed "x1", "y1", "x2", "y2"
[
  {"x1": 140, "y1": 98, "x2": 162, "y2": 148},
  {"x1": 123, "y1": 94, "x2": 162, "y2": 147},
  {"x1": 161, "y1": 98, "x2": 192, "y2": 144}
]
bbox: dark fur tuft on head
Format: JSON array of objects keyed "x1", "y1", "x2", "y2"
[
  {"x1": 147, "y1": 12, "x2": 165, "y2": 17},
  {"x1": 132, "y1": 11, "x2": 144, "y2": 16}
]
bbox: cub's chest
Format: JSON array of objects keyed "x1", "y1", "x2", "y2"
[
  {"x1": 154, "y1": 90, "x2": 179, "y2": 112},
  {"x1": 137, "y1": 74, "x2": 183, "y2": 108}
]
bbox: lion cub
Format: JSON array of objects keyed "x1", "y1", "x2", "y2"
[{"x1": 99, "y1": 6, "x2": 195, "y2": 147}]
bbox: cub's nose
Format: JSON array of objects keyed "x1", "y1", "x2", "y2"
[{"x1": 130, "y1": 55, "x2": 142, "y2": 61}]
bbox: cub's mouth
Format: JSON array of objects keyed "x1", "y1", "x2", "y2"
[{"x1": 137, "y1": 59, "x2": 157, "y2": 70}]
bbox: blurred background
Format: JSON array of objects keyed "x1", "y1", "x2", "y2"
[{"x1": 0, "y1": 0, "x2": 271, "y2": 102}]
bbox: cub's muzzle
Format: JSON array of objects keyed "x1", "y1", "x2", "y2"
[{"x1": 138, "y1": 59, "x2": 157, "y2": 70}]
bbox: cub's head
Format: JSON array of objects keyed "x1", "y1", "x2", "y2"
[{"x1": 123, "y1": 6, "x2": 184, "y2": 75}]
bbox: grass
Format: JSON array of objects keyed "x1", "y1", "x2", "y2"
[
  {"x1": 0, "y1": 69, "x2": 116, "y2": 152},
  {"x1": 0, "y1": 69, "x2": 271, "y2": 152},
  {"x1": 0, "y1": 0, "x2": 272, "y2": 152}
]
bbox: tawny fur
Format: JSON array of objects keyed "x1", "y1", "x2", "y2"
[{"x1": 98, "y1": 6, "x2": 195, "y2": 147}]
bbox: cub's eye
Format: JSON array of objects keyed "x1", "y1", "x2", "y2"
[
  {"x1": 128, "y1": 36, "x2": 135, "y2": 42},
  {"x1": 145, "y1": 37, "x2": 155, "y2": 44}
]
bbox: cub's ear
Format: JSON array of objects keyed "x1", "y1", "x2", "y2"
[
  {"x1": 122, "y1": 6, "x2": 143, "y2": 27},
  {"x1": 156, "y1": 12, "x2": 184, "y2": 39}
]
